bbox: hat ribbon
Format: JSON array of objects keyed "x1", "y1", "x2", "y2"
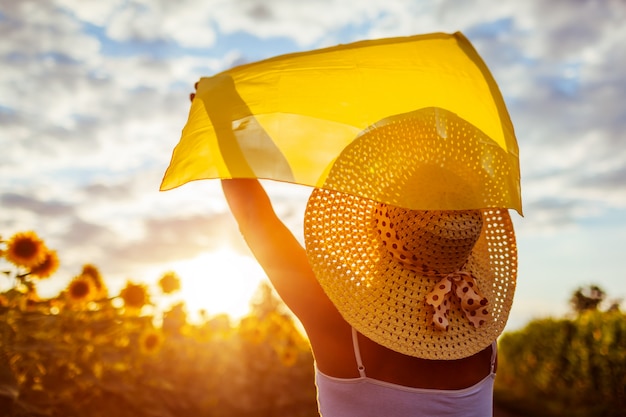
[{"x1": 425, "y1": 271, "x2": 489, "y2": 331}]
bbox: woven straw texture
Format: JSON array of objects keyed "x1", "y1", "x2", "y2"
[
  {"x1": 321, "y1": 107, "x2": 520, "y2": 212},
  {"x1": 304, "y1": 188, "x2": 517, "y2": 360}
]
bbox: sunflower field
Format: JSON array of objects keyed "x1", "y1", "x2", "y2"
[
  {"x1": 1, "y1": 230, "x2": 625, "y2": 417},
  {"x1": 0, "y1": 231, "x2": 318, "y2": 417}
]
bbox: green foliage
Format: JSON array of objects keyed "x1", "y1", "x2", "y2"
[
  {"x1": 570, "y1": 284, "x2": 606, "y2": 314},
  {"x1": 495, "y1": 310, "x2": 626, "y2": 417}
]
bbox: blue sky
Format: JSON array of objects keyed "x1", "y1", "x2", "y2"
[{"x1": 1, "y1": 0, "x2": 625, "y2": 329}]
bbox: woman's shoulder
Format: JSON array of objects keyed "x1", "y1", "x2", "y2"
[
  {"x1": 305, "y1": 316, "x2": 363, "y2": 378},
  {"x1": 310, "y1": 324, "x2": 496, "y2": 390}
]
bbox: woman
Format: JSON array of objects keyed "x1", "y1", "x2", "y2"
[
  {"x1": 219, "y1": 175, "x2": 516, "y2": 416},
  {"x1": 179, "y1": 32, "x2": 520, "y2": 415}
]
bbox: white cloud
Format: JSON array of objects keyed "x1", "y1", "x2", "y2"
[
  {"x1": 1, "y1": 0, "x2": 625, "y2": 327},
  {"x1": 209, "y1": 0, "x2": 384, "y2": 46},
  {"x1": 0, "y1": 1, "x2": 101, "y2": 61},
  {"x1": 53, "y1": 0, "x2": 124, "y2": 27},
  {"x1": 103, "y1": 0, "x2": 215, "y2": 48}
]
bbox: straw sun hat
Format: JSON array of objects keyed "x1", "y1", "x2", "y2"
[{"x1": 303, "y1": 108, "x2": 518, "y2": 360}]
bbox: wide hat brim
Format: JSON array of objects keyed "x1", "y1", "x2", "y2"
[
  {"x1": 303, "y1": 109, "x2": 518, "y2": 360},
  {"x1": 304, "y1": 189, "x2": 517, "y2": 360}
]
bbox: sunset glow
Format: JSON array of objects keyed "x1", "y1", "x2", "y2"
[{"x1": 168, "y1": 249, "x2": 268, "y2": 321}]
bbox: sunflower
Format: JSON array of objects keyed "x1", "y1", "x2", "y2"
[
  {"x1": 239, "y1": 316, "x2": 266, "y2": 344},
  {"x1": 67, "y1": 276, "x2": 94, "y2": 303},
  {"x1": 81, "y1": 264, "x2": 108, "y2": 298},
  {"x1": 119, "y1": 281, "x2": 150, "y2": 309},
  {"x1": 195, "y1": 313, "x2": 231, "y2": 341},
  {"x1": 29, "y1": 250, "x2": 60, "y2": 279},
  {"x1": 5, "y1": 231, "x2": 47, "y2": 268},
  {"x1": 158, "y1": 271, "x2": 181, "y2": 294},
  {"x1": 276, "y1": 345, "x2": 299, "y2": 367},
  {"x1": 162, "y1": 302, "x2": 188, "y2": 334},
  {"x1": 139, "y1": 328, "x2": 164, "y2": 355},
  {"x1": 17, "y1": 288, "x2": 41, "y2": 312},
  {"x1": 265, "y1": 311, "x2": 292, "y2": 336}
]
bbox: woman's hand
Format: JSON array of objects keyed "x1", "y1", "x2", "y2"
[{"x1": 189, "y1": 81, "x2": 199, "y2": 102}]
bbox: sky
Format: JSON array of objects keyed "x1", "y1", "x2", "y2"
[{"x1": 1, "y1": 0, "x2": 625, "y2": 330}]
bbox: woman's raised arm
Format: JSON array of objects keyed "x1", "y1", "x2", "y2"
[{"x1": 220, "y1": 178, "x2": 339, "y2": 328}]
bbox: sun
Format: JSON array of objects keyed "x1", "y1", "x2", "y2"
[{"x1": 167, "y1": 249, "x2": 268, "y2": 321}]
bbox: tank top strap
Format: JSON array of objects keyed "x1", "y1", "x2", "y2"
[
  {"x1": 490, "y1": 340, "x2": 498, "y2": 374},
  {"x1": 351, "y1": 327, "x2": 367, "y2": 377},
  {"x1": 350, "y1": 329, "x2": 496, "y2": 377}
]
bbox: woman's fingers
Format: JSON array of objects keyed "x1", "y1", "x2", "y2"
[{"x1": 189, "y1": 81, "x2": 199, "y2": 101}]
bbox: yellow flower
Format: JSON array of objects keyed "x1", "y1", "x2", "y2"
[
  {"x1": 67, "y1": 276, "x2": 94, "y2": 303},
  {"x1": 197, "y1": 313, "x2": 232, "y2": 340},
  {"x1": 119, "y1": 281, "x2": 149, "y2": 309},
  {"x1": 16, "y1": 289, "x2": 40, "y2": 312},
  {"x1": 29, "y1": 250, "x2": 60, "y2": 279},
  {"x1": 277, "y1": 345, "x2": 299, "y2": 367},
  {"x1": 81, "y1": 264, "x2": 108, "y2": 298},
  {"x1": 239, "y1": 316, "x2": 266, "y2": 344},
  {"x1": 162, "y1": 302, "x2": 188, "y2": 334},
  {"x1": 139, "y1": 328, "x2": 164, "y2": 355},
  {"x1": 265, "y1": 311, "x2": 293, "y2": 336},
  {"x1": 158, "y1": 271, "x2": 181, "y2": 294},
  {"x1": 24, "y1": 290, "x2": 40, "y2": 311},
  {"x1": 5, "y1": 231, "x2": 47, "y2": 268}
]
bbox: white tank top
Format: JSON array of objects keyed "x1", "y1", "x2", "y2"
[{"x1": 315, "y1": 328, "x2": 496, "y2": 417}]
